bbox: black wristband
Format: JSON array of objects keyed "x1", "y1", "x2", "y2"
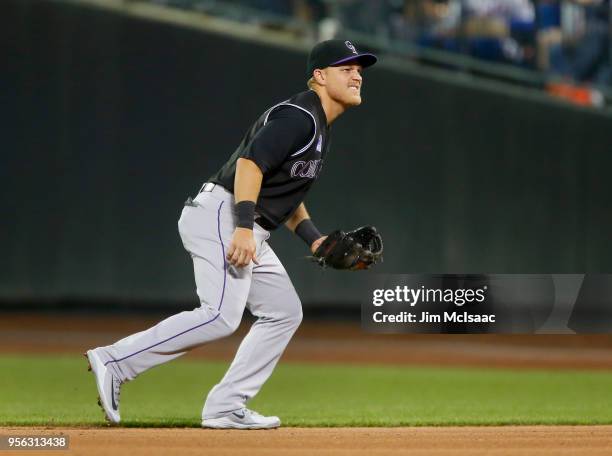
[
  {"x1": 235, "y1": 200, "x2": 255, "y2": 229},
  {"x1": 295, "y1": 218, "x2": 322, "y2": 247}
]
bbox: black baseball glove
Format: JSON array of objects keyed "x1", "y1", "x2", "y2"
[{"x1": 311, "y1": 226, "x2": 383, "y2": 270}]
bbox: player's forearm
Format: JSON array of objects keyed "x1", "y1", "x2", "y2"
[
  {"x1": 234, "y1": 158, "x2": 263, "y2": 203},
  {"x1": 285, "y1": 203, "x2": 310, "y2": 232},
  {"x1": 232, "y1": 157, "x2": 263, "y2": 232},
  {"x1": 286, "y1": 203, "x2": 324, "y2": 251}
]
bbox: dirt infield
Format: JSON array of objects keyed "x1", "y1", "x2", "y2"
[
  {"x1": 2, "y1": 426, "x2": 612, "y2": 455},
  {"x1": 1, "y1": 313, "x2": 612, "y2": 370}
]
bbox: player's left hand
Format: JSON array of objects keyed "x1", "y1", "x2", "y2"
[
  {"x1": 311, "y1": 226, "x2": 383, "y2": 270},
  {"x1": 310, "y1": 236, "x2": 327, "y2": 254}
]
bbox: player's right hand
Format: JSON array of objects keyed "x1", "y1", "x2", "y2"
[{"x1": 227, "y1": 228, "x2": 259, "y2": 268}]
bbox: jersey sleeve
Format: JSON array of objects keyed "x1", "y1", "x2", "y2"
[{"x1": 241, "y1": 106, "x2": 314, "y2": 174}]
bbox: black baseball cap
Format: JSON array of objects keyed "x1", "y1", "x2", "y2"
[{"x1": 306, "y1": 39, "x2": 377, "y2": 78}]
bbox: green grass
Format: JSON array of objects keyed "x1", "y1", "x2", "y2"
[{"x1": 1, "y1": 354, "x2": 612, "y2": 427}]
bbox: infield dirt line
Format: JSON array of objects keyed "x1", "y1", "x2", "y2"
[{"x1": 2, "y1": 426, "x2": 612, "y2": 455}]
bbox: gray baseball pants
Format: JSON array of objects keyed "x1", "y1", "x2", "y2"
[{"x1": 95, "y1": 185, "x2": 303, "y2": 419}]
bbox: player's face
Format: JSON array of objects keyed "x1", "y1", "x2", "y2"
[{"x1": 324, "y1": 64, "x2": 363, "y2": 107}]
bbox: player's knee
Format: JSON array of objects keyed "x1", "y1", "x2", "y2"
[
  {"x1": 212, "y1": 320, "x2": 239, "y2": 339},
  {"x1": 292, "y1": 307, "x2": 303, "y2": 328},
  {"x1": 219, "y1": 314, "x2": 242, "y2": 336},
  {"x1": 284, "y1": 300, "x2": 303, "y2": 329},
  {"x1": 197, "y1": 307, "x2": 241, "y2": 337},
  {"x1": 227, "y1": 316, "x2": 243, "y2": 334},
  {"x1": 269, "y1": 298, "x2": 302, "y2": 329}
]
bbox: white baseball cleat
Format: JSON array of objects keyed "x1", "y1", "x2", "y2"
[
  {"x1": 202, "y1": 408, "x2": 281, "y2": 429},
  {"x1": 85, "y1": 349, "x2": 122, "y2": 424}
]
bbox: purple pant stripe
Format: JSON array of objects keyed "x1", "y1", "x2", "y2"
[
  {"x1": 217, "y1": 200, "x2": 228, "y2": 311},
  {"x1": 104, "y1": 200, "x2": 227, "y2": 366}
]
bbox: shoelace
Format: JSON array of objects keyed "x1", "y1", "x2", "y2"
[{"x1": 239, "y1": 408, "x2": 262, "y2": 419}]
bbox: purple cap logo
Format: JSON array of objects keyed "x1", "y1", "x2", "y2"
[{"x1": 345, "y1": 41, "x2": 358, "y2": 55}]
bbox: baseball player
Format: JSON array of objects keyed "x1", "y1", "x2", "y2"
[{"x1": 85, "y1": 39, "x2": 377, "y2": 429}]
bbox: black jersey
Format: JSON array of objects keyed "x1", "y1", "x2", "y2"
[{"x1": 209, "y1": 90, "x2": 330, "y2": 230}]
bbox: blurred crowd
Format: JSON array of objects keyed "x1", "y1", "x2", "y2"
[
  {"x1": 388, "y1": 0, "x2": 611, "y2": 86},
  {"x1": 234, "y1": 0, "x2": 612, "y2": 86},
  {"x1": 148, "y1": 0, "x2": 611, "y2": 87}
]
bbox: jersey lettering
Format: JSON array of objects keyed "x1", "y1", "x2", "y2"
[{"x1": 290, "y1": 159, "x2": 322, "y2": 179}]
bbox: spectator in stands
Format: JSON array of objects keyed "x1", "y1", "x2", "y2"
[
  {"x1": 549, "y1": 0, "x2": 610, "y2": 85},
  {"x1": 389, "y1": 0, "x2": 461, "y2": 51},
  {"x1": 535, "y1": 0, "x2": 562, "y2": 71},
  {"x1": 462, "y1": 0, "x2": 536, "y2": 64}
]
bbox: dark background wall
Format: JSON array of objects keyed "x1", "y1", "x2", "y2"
[{"x1": 2, "y1": 0, "x2": 612, "y2": 307}]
